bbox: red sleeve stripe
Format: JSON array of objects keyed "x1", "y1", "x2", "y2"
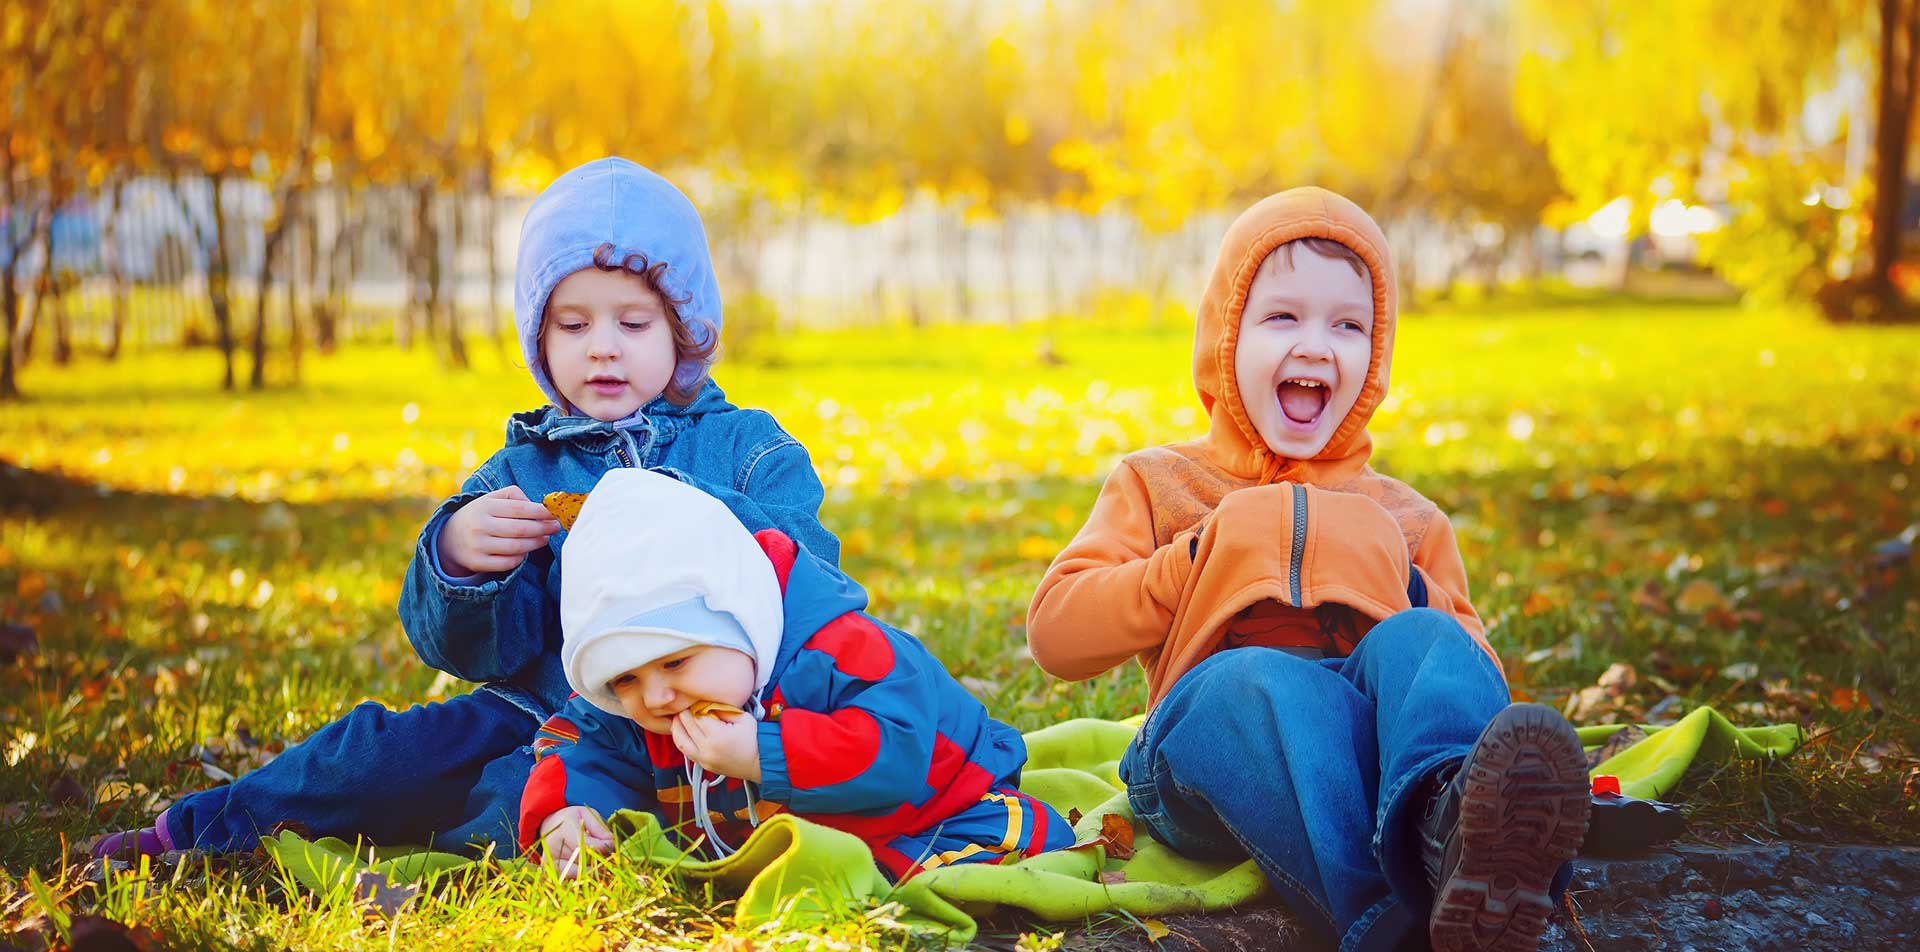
[
  {"x1": 872, "y1": 844, "x2": 917, "y2": 881},
  {"x1": 1013, "y1": 790, "x2": 1051, "y2": 856},
  {"x1": 803, "y1": 614, "x2": 895, "y2": 681},
  {"x1": 517, "y1": 755, "x2": 571, "y2": 853},
  {"x1": 535, "y1": 715, "x2": 580, "y2": 742},
  {"x1": 752, "y1": 529, "x2": 798, "y2": 593},
  {"x1": 780, "y1": 706, "x2": 881, "y2": 789}
]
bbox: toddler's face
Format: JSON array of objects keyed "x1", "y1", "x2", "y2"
[
  {"x1": 541, "y1": 267, "x2": 679, "y2": 421},
  {"x1": 1233, "y1": 245, "x2": 1373, "y2": 460},
  {"x1": 609, "y1": 645, "x2": 756, "y2": 734}
]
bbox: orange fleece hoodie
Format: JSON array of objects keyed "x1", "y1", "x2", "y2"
[{"x1": 1026, "y1": 187, "x2": 1501, "y2": 707}]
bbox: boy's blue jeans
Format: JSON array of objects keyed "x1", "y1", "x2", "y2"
[
  {"x1": 163, "y1": 690, "x2": 537, "y2": 856},
  {"x1": 1120, "y1": 608, "x2": 1531, "y2": 952}
]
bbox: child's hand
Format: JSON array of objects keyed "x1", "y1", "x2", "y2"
[
  {"x1": 672, "y1": 709, "x2": 761, "y2": 782},
  {"x1": 538, "y1": 805, "x2": 613, "y2": 879},
  {"x1": 436, "y1": 486, "x2": 564, "y2": 576}
]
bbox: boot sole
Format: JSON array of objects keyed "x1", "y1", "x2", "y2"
[{"x1": 1430, "y1": 703, "x2": 1592, "y2": 952}]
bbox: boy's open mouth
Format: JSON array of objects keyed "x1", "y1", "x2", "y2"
[{"x1": 1277, "y1": 378, "x2": 1330, "y2": 427}]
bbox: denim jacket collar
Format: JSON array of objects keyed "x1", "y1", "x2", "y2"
[{"x1": 504, "y1": 381, "x2": 736, "y2": 461}]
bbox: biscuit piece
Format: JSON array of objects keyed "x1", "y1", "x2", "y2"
[{"x1": 542, "y1": 491, "x2": 588, "y2": 530}]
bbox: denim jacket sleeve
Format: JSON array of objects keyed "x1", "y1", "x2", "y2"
[
  {"x1": 657, "y1": 435, "x2": 841, "y2": 565},
  {"x1": 396, "y1": 460, "x2": 557, "y2": 683}
]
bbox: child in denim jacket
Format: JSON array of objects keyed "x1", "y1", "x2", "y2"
[{"x1": 94, "y1": 157, "x2": 838, "y2": 858}]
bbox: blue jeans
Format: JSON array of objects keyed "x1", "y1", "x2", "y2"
[
  {"x1": 164, "y1": 690, "x2": 537, "y2": 855},
  {"x1": 1120, "y1": 609, "x2": 1516, "y2": 952}
]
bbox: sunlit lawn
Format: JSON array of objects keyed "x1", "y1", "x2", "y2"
[{"x1": 2, "y1": 298, "x2": 1917, "y2": 948}]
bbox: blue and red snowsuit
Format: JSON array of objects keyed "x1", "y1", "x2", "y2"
[{"x1": 518, "y1": 530, "x2": 1073, "y2": 879}]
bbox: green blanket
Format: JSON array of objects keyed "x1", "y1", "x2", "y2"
[{"x1": 263, "y1": 706, "x2": 1800, "y2": 946}]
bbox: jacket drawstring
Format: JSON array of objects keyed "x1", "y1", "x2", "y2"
[{"x1": 685, "y1": 695, "x2": 769, "y2": 860}]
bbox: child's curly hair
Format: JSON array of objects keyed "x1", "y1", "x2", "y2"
[{"x1": 539, "y1": 242, "x2": 719, "y2": 406}]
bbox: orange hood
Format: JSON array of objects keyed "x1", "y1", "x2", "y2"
[
  {"x1": 1026, "y1": 187, "x2": 1497, "y2": 705},
  {"x1": 1192, "y1": 186, "x2": 1397, "y2": 487}
]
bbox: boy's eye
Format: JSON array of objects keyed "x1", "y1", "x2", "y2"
[
  {"x1": 1266, "y1": 312, "x2": 1297, "y2": 324},
  {"x1": 1337, "y1": 320, "x2": 1367, "y2": 332},
  {"x1": 662, "y1": 658, "x2": 685, "y2": 671},
  {"x1": 556, "y1": 321, "x2": 586, "y2": 332},
  {"x1": 611, "y1": 673, "x2": 635, "y2": 688}
]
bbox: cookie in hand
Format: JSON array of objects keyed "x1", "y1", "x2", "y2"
[{"x1": 542, "y1": 491, "x2": 588, "y2": 530}]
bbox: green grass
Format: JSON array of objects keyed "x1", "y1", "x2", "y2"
[{"x1": 2, "y1": 299, "x2": 1918, "y2": 949}]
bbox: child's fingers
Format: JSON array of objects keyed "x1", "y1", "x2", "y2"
[
  {"x1": 474, "y1": 533, "x2": 550, "y2": 556},
  {"x1": 678, "y1": 711, "x2": 714, "y2": 746},
  {"x1": 486, "y1": 500, "x2": 567, "y2": 528},
  {"x1": 670, "y1": 716, "x2": 696, "y2": 756},
  {"x1": 457, "y1": 553, "x2": 527, "y2": 574},
  {"x1": 582, "y1": 813, "x2": 613, "y2": 842}
]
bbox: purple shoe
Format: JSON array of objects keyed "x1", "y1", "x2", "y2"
[{"x1": 90, "y1": 808, "x2": 174, "y2": 858}]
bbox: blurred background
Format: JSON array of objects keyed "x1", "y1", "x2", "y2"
[
  {"x1": 3, "y1": 0, "x2": 1918, "y2": 888},
  {"x1": 0, "y1": 0, "x2": 1903, "y2": 395}
]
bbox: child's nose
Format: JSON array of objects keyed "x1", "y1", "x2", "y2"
[
  {"x1": 645, "y1": 680, "x2": 674, "y2": 708},
  {"x1": 1294, "y1": 329, "x2": 1332, "y2": 358},
  {"x1": 588, "y1": 323, "x2": 621, "y2": 357}
]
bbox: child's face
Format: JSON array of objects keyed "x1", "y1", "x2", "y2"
[
  {"x1": 1233, "y1": 245, "x2": 1373, "y2": 459},
  {"x1": 541, "y1": 268, "x2": 679, "y2": 421},
  {"x1": 608, "y1": 645, "x2": 756, "y2": 734}
]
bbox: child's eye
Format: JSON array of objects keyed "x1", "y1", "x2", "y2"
[
  {"x1": 556, "y1": 321, "x2": 587, "y2": 333},
  {"x1": 1337, "y1": 320, "x2": 1367, "y2": 332},
  {"x1": 662, "y1": 658, "x2": 685, "y2": 671},
  {"x1": 611, "y1": 673, "x2": 635, "y2": 688},
  {"x1": 620, "y1": 320, "x2": 652, "y2": 332},
  {"x1": 1266, "y1": 312, "x2": 1297, "y2": 324}
]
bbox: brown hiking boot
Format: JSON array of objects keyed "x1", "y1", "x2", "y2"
[{"x1": 1420, "y1": 703, "x2": 1591, "y2": 952}]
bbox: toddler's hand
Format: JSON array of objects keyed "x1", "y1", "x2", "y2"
[
  {"x1": 538, "y1": 805, "x2": 613, "y2": 879},
  {"x1": 672, "y1": 709, "x2": 761, "y2": 782},
  {"x1": 436, "y1": 486, "x2": 563, "y2": 576}
]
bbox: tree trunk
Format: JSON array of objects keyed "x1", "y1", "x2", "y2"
[
  {"x1": 445, "y1": 182, "x2": 467, "y2": 368},
  {"x1": 209, "y1": 174, "x2": 237, "y2": 391},
  {"x1": 50, "y1": 264, "x2": 70, "y2": 366},
  {"x1": 484, "y1": 155, "x2": 503, "y2": 349},
  {"x1": 16, "y1": 207, "x2": 53, "y2": 368},
  {"x1": 103, "y1": 177, "x2": 130, "y2": 360},
  {"x1": 317, "y1": 186, "x2": 353, "y2": 353},
  {"x1": 1, "y1": 152, "x2": 19, "y2": 399},
  {"x1": 395, "y1": 190, "x2": 414, "y2": 349},
  {"x1": 1001, "y1": 211, "x2": 1020, "y2": 326},
  {"x1": 949, "y1": 205, "x2": 972, "y2": 321},
  {"x1": 293, "y1": 188, "x2": 314, "y2": 380},
  {"x1": 249, "y1": 203, "x2": 292, "y2": 389},
  {"x1": 1869, "y1": 0, "x2": 1919, "y2": 296}
]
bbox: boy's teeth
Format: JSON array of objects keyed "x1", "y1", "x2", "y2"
[{"x1": 1278, "y1": 379, "x2": 1330, "y2": 423}]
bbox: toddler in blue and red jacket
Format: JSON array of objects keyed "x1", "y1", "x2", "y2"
[{"x1": 519, "y1": 468, "x2": 1073, "y2": 879}]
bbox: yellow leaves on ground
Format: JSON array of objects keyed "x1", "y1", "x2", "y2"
[
  {"x1": 1016, "y1": 536, "x2": 1058, "y2": 561},
  {"x1": 539, "y1": 916, "x2": 606, "y2": 952},
  {"x1": 1674, "y1": 578, "x2": 1731, "y2": 615}
]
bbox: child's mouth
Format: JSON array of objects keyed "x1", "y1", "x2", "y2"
[
  {"x1": 1277, "y1": 379, "x2": 1330, "y2": 429},
  {"x1": 586, "y1": 377, "x2": 627, "y2": 395}
]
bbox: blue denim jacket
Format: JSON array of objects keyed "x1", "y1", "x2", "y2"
[{"x1": 396, "y1": 381, "x2": 838, "y2": 720}]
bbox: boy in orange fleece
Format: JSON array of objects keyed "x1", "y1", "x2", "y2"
[{"x1": 1028, "y1": 188, "x2": 1591, "y2": 952}]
